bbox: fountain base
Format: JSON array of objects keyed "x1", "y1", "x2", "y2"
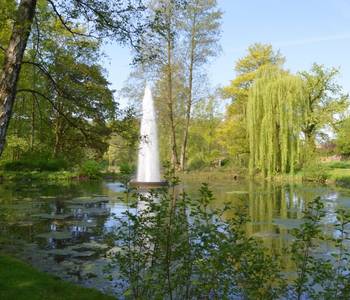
[{"x1": 128, "y1": 180, "x2": 168, "y2": 189}]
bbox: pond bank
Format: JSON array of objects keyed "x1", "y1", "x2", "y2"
[
  {"x1": 1, "y1": 165, "x2": 350, "y2": 190},
  {"x1": 0, "y1": 170, "x2": 123, "y2": 184},
  {"x1": 180, "y1": 167, "x2": 350, "y2": 189},
  {"x1": 0, "y1": 254, "x2": 114, "y2": 300}
]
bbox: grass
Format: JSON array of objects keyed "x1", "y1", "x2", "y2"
[
  {"x1": 319, "y1": 161, "x2": 350, "y2": 188},
  {"x1": 0, "y1": 255, "x2": 115, "y2": 300},
  {"x1": 328, "y1": 168, "x2": 350, "y2": 179}
]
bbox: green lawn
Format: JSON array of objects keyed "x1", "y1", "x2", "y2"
[
  {"x1": 0, "y1": 255, "x2": 114, "y2": 300},
  {"x1": 328, "y1": 168, "x2": 350, "y2": 179},
  {"x1": 324, "y1": 161, "x2": 350, "y2": 188}
]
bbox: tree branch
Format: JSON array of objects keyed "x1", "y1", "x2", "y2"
[
  {"x1": 16, "y1": 88, "x2": 89, "y2": 139},
  {"x1": 47, "y1": 0, "x2": 96, "y2": 39}
]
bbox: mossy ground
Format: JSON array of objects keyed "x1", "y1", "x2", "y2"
[{"x1": 0, "y1": 254, "x2": 114, "y2": 300}]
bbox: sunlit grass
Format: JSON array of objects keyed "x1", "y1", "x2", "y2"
[{"x1": 0, "y1": 255, "x2": 114, "y2": 300}]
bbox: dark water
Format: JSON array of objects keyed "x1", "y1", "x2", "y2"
[{"x1": 0, "y1": 178, "x2": 350, "y2": 295}]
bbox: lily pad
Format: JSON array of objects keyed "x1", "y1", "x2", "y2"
[
  {"x1": 47, "y1": 248, "x2": 74, "y2": 257},
  {"x1": 67, "y1": 220, "x2": 97, "y2": 228},
  {"x1": 66, "y1": 197, "x2": 109, "y2": 205},
  {"x1": 74, "y1": 207, "x2": 110, "y2": 216},
  {"x1": 36, "y1": 231, "x2": 72, "y2": 240},
  {"x1": 33, "y1": 213, "x2": 72, "y2": 220},
  {"x1": 72, "y1": 251, "x2": 96, "y2": 258},
  {"x1": 71, "y1": 241, "x2": 109, "y2": 252}
]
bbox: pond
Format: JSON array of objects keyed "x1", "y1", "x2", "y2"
[{"x1": 1, "y1": 177, "x2": 350, "y2": 296}]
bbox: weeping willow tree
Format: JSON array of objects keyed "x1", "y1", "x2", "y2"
[{"x1": 247, "y1": 66, "x2": 307, "y2": 177}]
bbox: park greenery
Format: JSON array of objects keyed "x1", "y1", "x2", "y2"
[
  {"x1": 109, "y1": 179, "x2": 350, "y2": 300},
  {"x1": 1, "y1": 0, "x2": 350, "y2": 299},
  {"x1": 0, "y1": 0, "x2": 349, "y2": 183}
]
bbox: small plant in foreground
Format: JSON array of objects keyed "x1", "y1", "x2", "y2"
[
  {"x1": 109, "y1": 180, "x2": 350, "y2": 299},
  {"x1": 111, "y1": 180, "x2": 285, "y2": 299}
]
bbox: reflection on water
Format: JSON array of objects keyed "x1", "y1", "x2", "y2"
[{"x1": 0, "y1": 179, "x2": 350, "y2": 295}]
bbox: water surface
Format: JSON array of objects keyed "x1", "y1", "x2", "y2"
[{"x1": 1, "y1": 178, "x2": 349, "y2": 295}]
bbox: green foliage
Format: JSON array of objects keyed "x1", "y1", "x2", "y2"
[
  {"x1": 118, "y1": 162, "x2": 136, "y2": 176},
  {"x1": 111, "y1": 182, "x2": 284, "y2": 299},
  {"x1": 336, "y1": 117, "x2": 350, "y2": 156},
  {"x1": 289, "y1": 197, "x2": 326, "y2": 299},
  {"x1": 302, "y1": 163, "x2": 330, "y2": 183},
  {"x1": 1, "y1": 156, "x2": 67, "y2": 172},
  {"x1": 247, "y1": 66, "x2": 307, "y2": 177},
  {"x1": 0, "y1": 0, "x2": 144, "y2": 166},
  {"x1": 325, "y1": 161, "x2": 350, "y2": 169},
  {"x1": 303, "y1": 165, "x2": 325, "y2": 180},
  {"x1": 79, "y1": 160, "x2": 102, "y2": 178},
  {"x1": 300, "y1": 64, "x2": 349, "y2": 157},
  {"x1": 218, "y1": 44, "x2": 285, "y2": 162},
  {"x1": 289, "y1": 199, "x2": 350, "y2": 299},
  {"x1": 187, "y1": 95, "x2": 222, "y2": 169},
  {"x1": 108, "y1": 179, "x2": 350, "y2": 299},
  {"x1": 187, "y1": 156, "x2": 207, "y2": 170}
]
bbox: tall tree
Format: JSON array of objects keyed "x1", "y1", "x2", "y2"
[
  {"x1": 0, "y1": 0, "x2": 146, "y2": 157},
  {"x1": 187, "y1": 93, "x2": 222, "y2": 169},
  {"x1": 299, "y1": 64, "x2": 348, "y2": 159},
  {"x1": 247, "y1": 66, "x2": 307, "y2": 177},
  {"x1": 135, "y1": 0, "x2": 187, "y2": 168},
  {"x1": 178, "y1": 0, "x2": 221, "y2": 170},
  {"x1": 219, "y1": 44, "x2": 284, "y2": 164},
  {"x1": 336, "y1": 117, "x2": 350, "y2": 157},
  {"x1": 0, "y1": 0, "x2": 37, "y2": 157}
]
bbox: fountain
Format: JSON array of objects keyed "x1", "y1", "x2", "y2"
[{"x1": 129, "y1": 84, "x2": 167, "y2": 188}]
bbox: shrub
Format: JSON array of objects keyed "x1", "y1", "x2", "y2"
[
  {"x1": 1, "y1": 157, "x2": 68, "y2": 172},
  {"x1": 302, "y1": 164, "x2": 330, "y2": 183},
  {"x1": 118, "y1": 162, "x2": 135, "y2": 175},
  {"x1": 187, "y1": 157, "x2": 207, "y2": 170},
  {"x1": 108, "y1": 178, "x2": 350, "y2": 299},
  {"x1": 79, "y1": 160, "x2": 102, "y2": 178}
]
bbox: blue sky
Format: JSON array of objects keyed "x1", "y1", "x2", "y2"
[{"x1": 102, "y1": 0, "x2": 350, "y2": 106}]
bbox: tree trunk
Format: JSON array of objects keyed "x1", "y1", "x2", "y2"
[
  {"x1": 304, "y1": 129, "x2": 316, "y2": 162},
  {"x1": 0, "y1": 0, "x2": 37, "y2": 157},
  {"x1": 179, "y1": 11, "x2": 198, "y2": 172},
  {"x1": 166, "y1": 26, "x2": 179, "y2": 168},
  {"x1": 180, "y1": 65, "x2": 193, "y2": 171},
  {"x1": 180, "y1": 29, "x2": 195, "y2": 171}
]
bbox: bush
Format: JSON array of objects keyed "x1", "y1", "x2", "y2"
[
  {"x1": 118, "y1": 162, "x2": 135, "y2": 175},
  {"x1": 79, "y1": 160, "x2": 102, "y2": 178},
  {"x1": 187, "y1": 157, "x2": 207, "y2": 171},
  {"x1": 302, "y1": 164, "x2": 330, "y2": 183},
  {"x1": 1, "y1": 157, "x2": 68, "y2": 172},
  {"x1": 110, "y1": 176, "x2": 350, "y2": 299}
]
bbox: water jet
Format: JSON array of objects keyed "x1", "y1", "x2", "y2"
[{"x1": 129, "y1": 84, "x2": 167, "y2": 188}]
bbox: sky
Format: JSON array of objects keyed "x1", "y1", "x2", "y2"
[{"x1": 101, "y1": 0, "x2": 350, "y2": 107}]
